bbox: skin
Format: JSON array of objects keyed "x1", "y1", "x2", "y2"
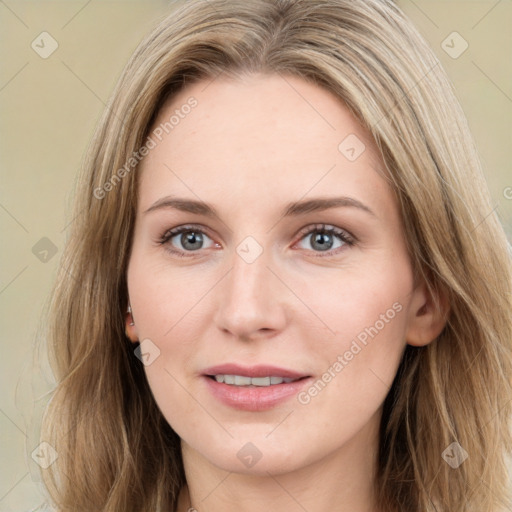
[{"x1": 125, "y1": 73, "x2": 446, "y2": 512}]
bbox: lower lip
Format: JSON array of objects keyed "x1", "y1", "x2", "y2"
[{"x1": 202, "y1": 375, "x2": 312, "y2": 411}]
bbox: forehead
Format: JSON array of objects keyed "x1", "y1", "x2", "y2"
[{"x1": 138, "y1": 73, "x2": 391, "y2": 217}]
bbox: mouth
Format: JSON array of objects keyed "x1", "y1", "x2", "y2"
[{"x1": 201, "y1": 363, "x2": 312, "y2": 411}]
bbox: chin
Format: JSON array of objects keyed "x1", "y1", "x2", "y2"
[{"x1": 183, "y1": 431, "x2": 321, "y2": 477}]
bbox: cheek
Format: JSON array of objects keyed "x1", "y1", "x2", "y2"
[
  {"x1": 297, "y1": 263, "x2": 412, "y2": 395},
  {"x1": 126, "y1": 249, "x2": 215, "y2": 403},
  {"x1": 293, "y1": 283, "x2": 408, "y2": 443},
  {"x1": 297, "y1": 258, "x2": 412, "y2": 345},
  {"x1": 127, "y1": 246, "x2": 208, "y2": 338}
]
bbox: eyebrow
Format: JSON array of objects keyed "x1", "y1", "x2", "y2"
[{"x1": 144, "y1": 196, "x2": 376, "y2": 219}]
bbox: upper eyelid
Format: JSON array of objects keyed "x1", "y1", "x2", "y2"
[
  {"x1": 295, "y1": 223, "x2": 352, "y2": 238},
  {"x1": 162, "y1": 223, "x2": 215, "y2": 240}
]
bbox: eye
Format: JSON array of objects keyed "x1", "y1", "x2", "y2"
[
  {"x1": 159, "y1": 224, "x2": 218, "y2": 257},
  {"x1": 159, "y1": 223, "x2": 355, "y2": 258},
  {"x1": 294, "y1": 224, "x2": 355, "y2": 256}
]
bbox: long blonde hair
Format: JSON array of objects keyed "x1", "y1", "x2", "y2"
[{"x1": 40, "y1": 0, "x2": 512, "y2": 510}]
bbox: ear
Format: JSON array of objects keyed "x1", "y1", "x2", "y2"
[
  {"x1": 406, "y1": 279, "x2": 450, "y2": 347},
  {"x1": 125, "y1": 305, "x2": 139, "y2": 343}
]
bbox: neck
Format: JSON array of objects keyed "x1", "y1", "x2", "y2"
[{"x1": 176, "y1": 410, "x2": 382, "y2": 512}]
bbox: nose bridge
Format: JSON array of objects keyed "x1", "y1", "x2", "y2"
[
  {"x1": 230, "y1": 243, "x2": 268, "y2": 300},
  {"x1": 214, "y1": 239, "x2": 286, "y2": 338}
]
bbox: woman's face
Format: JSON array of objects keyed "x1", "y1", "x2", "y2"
[{"x1": 126, "y1": 73, "x2": 431, "y2": 475}]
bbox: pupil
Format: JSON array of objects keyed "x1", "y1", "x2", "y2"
[
  {"x1": 313, "y1": 232, "x2": 332, "y2": 251},
  {"x1": 182, "y1": 231, "x2": 202, "y2": 250}
]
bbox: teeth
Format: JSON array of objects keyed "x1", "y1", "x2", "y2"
[
  {"x1": 223, "y1": 375, "x2": 235, "y2": 385},
  {"x1": 213, "y1": 375, "x2": 298, "y2": 386},
  {"x1": 234, "y1": 375, "x2": 252, "y2": 386},
  {"x1": 251, "y1": 376, "x2": 270, "y2": 386}
]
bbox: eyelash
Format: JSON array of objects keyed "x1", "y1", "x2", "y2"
[{"x1": 158, "y1": 223, "x2": 356, "y2": 258}]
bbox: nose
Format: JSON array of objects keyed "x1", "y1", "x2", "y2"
[{"x1": 213, "y1": 244, "x2": 288, "y2": 341}]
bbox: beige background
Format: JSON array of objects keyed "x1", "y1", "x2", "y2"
[{"x1": 1, "y1": 1, "x2": 511, "y2": 510}]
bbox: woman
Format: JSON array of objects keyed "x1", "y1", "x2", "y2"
[{"x1": 40, "y1": 0, "x2": 512, "y2": 510}]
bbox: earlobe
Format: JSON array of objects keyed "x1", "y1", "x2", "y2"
[
  {"x1": 406, "y1": 281, "x2": 450, "y2": 347},
  {"x1": 125, "y1": 304, "x2": 139, "y2": 343}
]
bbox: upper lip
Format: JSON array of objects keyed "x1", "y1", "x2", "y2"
[{"x1": 202, "y1": 363, "x2": 308, "y2": 379}]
